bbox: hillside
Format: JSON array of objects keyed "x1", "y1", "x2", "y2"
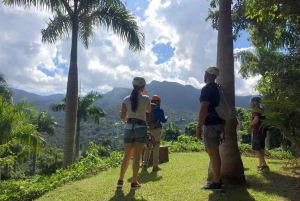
[{"x1": 12, "y1": 80, "x2": 252, "y2": 111}]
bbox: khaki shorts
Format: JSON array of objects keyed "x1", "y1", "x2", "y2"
[{"x1": 203, "y1": 124, "x2": 225, "y2": 147}]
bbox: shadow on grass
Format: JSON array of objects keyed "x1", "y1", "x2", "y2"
[
  {"x1": 108, "y1": 189, "x2": 147, "y2": 201},
  {"x1": 247, "y1": 170, "x2": 300, "y2": 201},
  {"x1": 126, "y1": 170, "x2": 163, "y2": 184},
  {"x1": 208, "y1": 184, "x2": 256, "y2": 201}
]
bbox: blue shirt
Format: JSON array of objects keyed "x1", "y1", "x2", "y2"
[{"x1": 155, "y1": 106, "x2": 168, "y2": 123}]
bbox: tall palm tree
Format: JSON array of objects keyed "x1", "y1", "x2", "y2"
[
  {"x1": 216, "y1": 0, "x2": 245, "y2": 184},
  {"x1": 50, "y1": 91, "x2": 105, "y2": 160},
  {"x1": 3, "y1": 0, "x2": 145, "y2": 167}
]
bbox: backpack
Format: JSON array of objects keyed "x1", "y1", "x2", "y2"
[
  {"x1": 258, "y1": 106, "x2": 273, "y2": 133},
  {"x1": 146, "y1": 103, "x2": 162, "y2": 130},
  {"x1": 215, "y1": 84, "x2": 236, "y2": 121}
]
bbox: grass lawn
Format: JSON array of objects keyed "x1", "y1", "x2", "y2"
[{"x1": 36, "y1": 152, "x2": 300, "y2": 201}]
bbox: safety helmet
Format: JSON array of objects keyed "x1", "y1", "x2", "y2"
[
  {"x1": 205, "y1": 66, "x2": 219, "y2": 76},
  {"x1": 250, "y1": 97, "x2": 261, "y2": 103},
  {"x1": 132, "y1": 77, "x2": 146, "y2": 87},
  {"x1": 151, "y1": 95, "x2": 161, "y2": 102}
]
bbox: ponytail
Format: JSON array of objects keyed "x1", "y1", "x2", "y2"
[{"x1": 130, "y1": 86, "x2": 139, "y2": 112}]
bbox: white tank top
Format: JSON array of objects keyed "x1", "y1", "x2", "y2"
[{"x1": 123, "y1": 94, "x2": 150, "y2": 122}]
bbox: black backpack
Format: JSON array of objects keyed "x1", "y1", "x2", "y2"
[{"x1": 146, "y1": 103, "x2": 162, "y2": 130}]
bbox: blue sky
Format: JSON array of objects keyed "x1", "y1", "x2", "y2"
[{"x1": 0, "y1": 0, "x2": 258, "y2": 96}]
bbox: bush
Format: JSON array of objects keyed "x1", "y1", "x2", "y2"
[
  {"x1": 165, "y1": 135, "x2": 205, "y2": 153},
  {"x1": 0, "y1": 151, "x2": 123, "y2": 201}
]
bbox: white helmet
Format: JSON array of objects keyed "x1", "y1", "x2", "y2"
[
  {"x1": 205, "y1": 66, "x2": 219, "y2": 76},
  {"x1": 132, "y1": 77, "x2": 146, "y2": 87}
]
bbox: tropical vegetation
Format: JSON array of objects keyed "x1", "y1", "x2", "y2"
[{"x1": 3, "y1": 0, "x2": 145, "y2": 168}]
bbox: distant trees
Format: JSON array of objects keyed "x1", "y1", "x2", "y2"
[{"x1": 50, "y1": 91, "x2": 105, "y2": 161}]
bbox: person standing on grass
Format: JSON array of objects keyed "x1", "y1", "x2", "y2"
[
  {"x1": 249, "y1": 97, "x2": 269, "y2": 171},
  {"x1": 117, "y1": 77, "x2": 151, "y2": 190},
  {"x1": 196, "y1": 66, "x2": 225, "y2": 190},
  {"x1": 142, "y1": 95, "x2": 168, "y2": 172}
]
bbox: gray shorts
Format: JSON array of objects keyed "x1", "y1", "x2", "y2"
[
  {"x1": 252, "y1": 130, "x2": 266, "y2": 151},
  {"x1": 203, "y1": 124, "x2": 225, "y2": 147},
  {"x1": 124, "y1": 125, "x2": 148, "y2": 144}
]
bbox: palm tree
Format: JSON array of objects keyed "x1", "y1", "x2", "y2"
[
  {"x1": 50, "y1": 91, "x2": 105, "y2": 160},
  {"x1": 3, "y1": 0, "x2": 145, "y2": 167},
  {"x1": 0, "y1": 97, "x2": 39, "y2": 180},
  {"x1": 0, "y1": 72, "x2": 13, "y2": 103},
  {"x1": 216, "y1": 0, "x2": 245, "y2": 184},
  {"x1": 29, "y1": 111, "x2": 57, "y2": 175}
]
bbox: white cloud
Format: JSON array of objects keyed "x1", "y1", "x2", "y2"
[{"x1": 0, "y1": 0, "x2": 259, "y2": 97}]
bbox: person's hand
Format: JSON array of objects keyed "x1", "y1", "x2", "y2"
[
  {"x1": 196, "y1": 127, "x2": 201, "y2": 139},
  {"x1": 165, "y1": 116, "x2": 168, "y2": 119}
]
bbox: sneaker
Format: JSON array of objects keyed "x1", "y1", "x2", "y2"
[
  {"x1": 131, "y1": 182, "x2": 141, "y2": 190},
  {"x1": 260, "y1": 165, "x2": 270, "y2": 171},
  {"x1": 116, "y1": 179, "x2": 123, "y2": 188},
  {"x1": 152, "y1": 166, "x2": 162, "y2": 172},
  {"x1": 206, "y1": 179, "x2": 224, "y2": 187},
  {"x1": 201, "y1": 182, "x2": 222, "y2": 191}
]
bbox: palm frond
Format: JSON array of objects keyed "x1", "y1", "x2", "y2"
[
  {"x1": 2, "y1": 0, "x2": 64, "y2": 12},
  {"x1": 93, "y1": 6, "x2": 145, "y2": 52},
  {"x1": 78, "y1": 12, "x2": 98, "y2": 48},
  {"x1": 78, "y1": 0, "x2": 126, "y2": 14},
  {"x1": 41, "y1": 10, "x2": 72, "y2": 44},
  {"x1": 50, "y1": 98, "x2": 66, "y2": 112}
]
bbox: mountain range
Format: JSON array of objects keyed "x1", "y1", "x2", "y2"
[{"x1": 12, "y1": 80, "x2": 252, "y2": 111}]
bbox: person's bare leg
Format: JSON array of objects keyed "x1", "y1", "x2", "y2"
[
  {"x1": 132, "y1": 143, "x2": 145, "y2": 183},
  {"x1": 118, "y1": 144, "x2": 133, "y2": 181},
  {"x1": 255, "y1": 150, "x2": 267, "y2": 166},
  {"x1": 206, "y1": 146, "x2": 221, "y2": 183}
]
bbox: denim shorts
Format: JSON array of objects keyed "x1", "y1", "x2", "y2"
[
  {"x1": 203, "y1": 124, "x2": 225, "y2": 147},
  {"x1": 123, "y1": 125, "x2": 148, "y2": 144}
]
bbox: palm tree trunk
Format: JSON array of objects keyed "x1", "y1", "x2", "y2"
[
  {"x1": 74, "y1": 118, "x2": 81, "y2": 161},
  {"x1": 63, "y1": 7, "x2": 79, "y2": 168},
  {"x1": 216, "y1": 0, "x2": 246, "y2": 184}
]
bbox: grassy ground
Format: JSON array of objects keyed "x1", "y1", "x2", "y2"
[{"x1": 36, "y1": 152, "x2": 300, "y2": 201}]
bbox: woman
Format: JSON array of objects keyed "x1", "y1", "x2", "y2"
[{"x1": 117, "y1": 77, "x2": 151, "y2": 190}]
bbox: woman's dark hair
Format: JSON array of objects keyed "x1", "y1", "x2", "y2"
[{"x1": 130, "y1": 86, "x2": 143, "y2": 112}]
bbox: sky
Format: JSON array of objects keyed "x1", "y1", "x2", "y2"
[{"x1": 0, "y1": 0, "x2": 260, "y2": 96}]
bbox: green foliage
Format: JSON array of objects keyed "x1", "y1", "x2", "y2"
[
  {"x1": 37, "y1": 146, "x2": 63, "y2": 175},
  {"x1": 161, "y1": 122, "x2": 182, "y2": 141},
  {"x1": 238, "y1": 142, "x2": 293, "y2": 160},
  {"x1": 165, "y1": 135, "x2": 205, "y2": 153},
  {"x1": 184, "y1": 121, "x2": 198, "y2": 137},
  {"x1": 0, "y1": 149, "x2": 123, "y2": 201}
]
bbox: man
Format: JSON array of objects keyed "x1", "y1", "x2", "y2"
[
  {"x1": 142, "y1": 95, "x2": 168, "y2": 171},
  {"x1": 249, "y1": 97, "x2": 269, "y2": 171},
  {"x1": 197, "y1": 66, "x2": 225, "y2": 190}
]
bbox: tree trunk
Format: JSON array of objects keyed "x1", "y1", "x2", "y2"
[
  {"x1": 63, "y1": 9, "x2": 79, "y2": 168},
  {"x1": 216, "y1": 0, "x2": 246, "y2": 184},
  {"x1": 31, "y1": 151, "x2": 37, "y2": 176},
  {"x1": 74, "y1": 119, "x2": 81, "y2": 161}
]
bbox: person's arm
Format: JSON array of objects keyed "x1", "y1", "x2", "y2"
[
  {"x1": 158, "y1": 108, "x2": 168, "y2": 123},
  {"x1": 119, "y1": 103, "x2": 127, "y2": 121},
  {"x1": 249, "y1": 116, "x2": 259, "y2": 127},
  {"x1": 197, "y1": 101, "x2": 209, "y2": 128},
  {"x1": 146, "y1": 101, "x2": 151, "y2": 113},
  {"x1": 196, "y1": 101, "x2": 209, "y2": 139}
]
